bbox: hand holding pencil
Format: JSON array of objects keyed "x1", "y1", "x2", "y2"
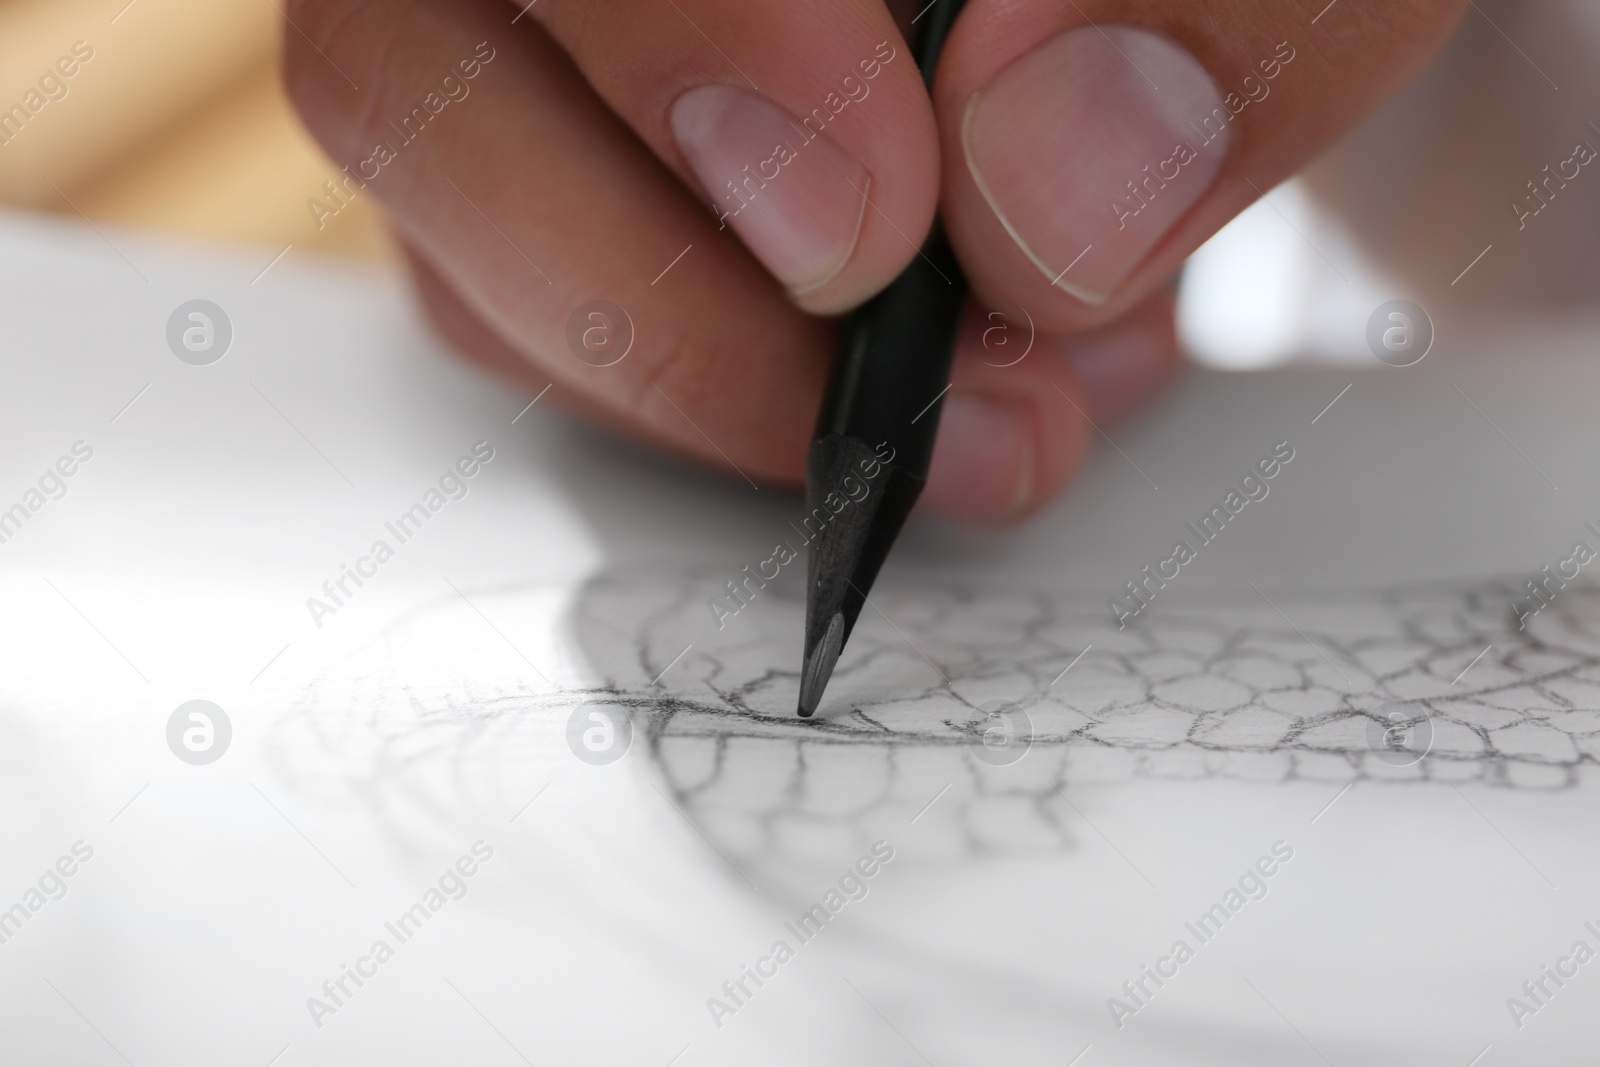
[{"x1": 283, "y1": 0, "x2": 1468, "y2": 524}]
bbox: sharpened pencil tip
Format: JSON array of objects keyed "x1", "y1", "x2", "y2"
[
  {"x1": 798, "y1": 612, "x2": 845, "y2": 717},
  {"x1": 797, "y1": 436, "x2": 926, "y2": 717}
]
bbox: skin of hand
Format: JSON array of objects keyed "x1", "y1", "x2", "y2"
[{"x1": 282, "y1": 0, "x2": 1468, "y2": 523}]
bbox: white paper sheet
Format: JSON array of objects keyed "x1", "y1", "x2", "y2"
[{"x1": 5, "y1": 209, "x2": 1600, "y2": 1065}]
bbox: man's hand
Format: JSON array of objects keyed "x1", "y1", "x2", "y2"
[{"x1": 283, "y1": 0, "x2": 1466, "y2": 521}]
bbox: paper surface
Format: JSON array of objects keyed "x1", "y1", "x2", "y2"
[{"x1": 5, "y1": 210, "x2": 1600, "y2": 1065}]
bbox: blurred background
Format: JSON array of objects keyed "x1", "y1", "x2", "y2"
[{"x1": 0, "y1": 0, "x2": 389, "y2": 262}]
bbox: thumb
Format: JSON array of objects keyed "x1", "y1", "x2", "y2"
[{"x1": 934, "y1": 0, "x2": 1470, "y2": 332}]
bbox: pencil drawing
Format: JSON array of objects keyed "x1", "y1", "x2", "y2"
[{"x1": 274, "y1": 567, "x2": 1600, "y2": 866}]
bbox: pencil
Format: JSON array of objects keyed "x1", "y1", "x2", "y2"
[{"x1": 797, "y1": 0, "x2": 969, "y2": 717}]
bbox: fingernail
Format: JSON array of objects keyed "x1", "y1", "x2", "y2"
[
  {"x1": 671, "y1": 84, "x2": 870, "y2": 297},
  {"x1": 963, "y1": 26, "x2": 1230, "y2": 303},
  {"x1": 922, "y1": 393, "x2": 1034, "y2": 522}
]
